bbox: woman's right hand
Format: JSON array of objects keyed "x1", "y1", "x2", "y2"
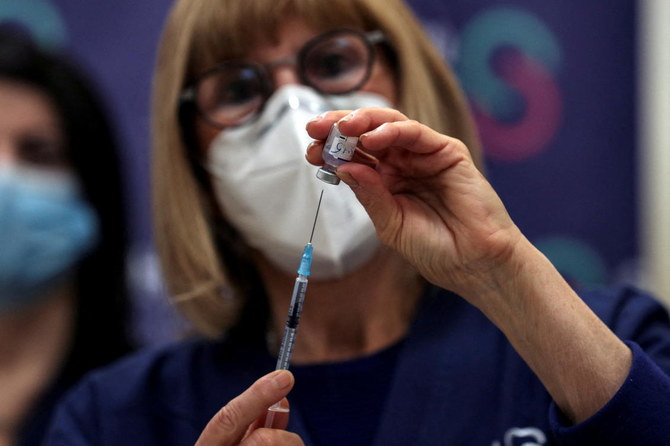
[
  {"x1": 195, "y1": 370, "x2": 303, "y2": 446},
  {"x1": 305, "y1": 109, "x2": 522, "y2": 302}
]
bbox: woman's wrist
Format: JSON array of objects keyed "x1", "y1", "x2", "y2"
[
  {"x1": 451, "y1": 237, "x2": 632, "y2": 422},
  {"x1": 442, "y1": 229, "x2": 534, "y2": 315}
]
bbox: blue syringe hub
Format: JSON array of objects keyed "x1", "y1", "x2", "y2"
[{"x1": 297, "y1": 243, "x2": 313, "y2": 276}]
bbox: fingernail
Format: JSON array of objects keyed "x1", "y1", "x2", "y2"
[
  {"x1": 270, "y1": 370, "x2": 292, "y2": 390},
  {"x1": 306, "y1": 140, "x2": 319, "y2": 151},
  {"x1": 338, "y1": 112, "x2": 355, "y2": 125},
  {"x1": 338, "y1": 171, "x2": 358, "y2": 187},
  {"x1": 359, "y1": 133, "x2": 368, "y2": 148},
  {"x1": 306, "y1": 113, "x2": 326, "y2": 127}
]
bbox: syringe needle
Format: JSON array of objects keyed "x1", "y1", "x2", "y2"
[
  {"x1": 309, "y1": 189, "x2": 324, "y2": 244},
  {"x1": 266, "y1": 190, "x2": 323, "y2": 428}
]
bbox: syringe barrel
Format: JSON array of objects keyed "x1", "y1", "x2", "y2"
[
  {"x1": 274, "y1": 275, "x2": 308, "y2": 370},
  {"x1": 275, "y1": 327, "x2": 297, "y2": 370}
]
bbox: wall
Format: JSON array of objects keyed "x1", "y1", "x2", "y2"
[{"x1": 639, "y1": 0, "x2": 670, "y2": 306}]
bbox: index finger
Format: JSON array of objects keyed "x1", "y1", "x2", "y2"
[
  {"x1": 195, "y1": 370, "x2": 294, "y2": 446},
  {"x1": 336, "y1": 107, "x2": 410, "y2": 138},
  {"x1": 305, "y1": 108, "x2": 409, "y2": 141},
  {"x1": 305, "y1": 110, "x2": 352, "y2": 140}
]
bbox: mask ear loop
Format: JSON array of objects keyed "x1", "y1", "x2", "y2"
[
  {"x1": 177, "y1": 94, "x2": 270, "y2": 340},
  {"x1": 178, "y1": 95, "x2": 210, "y2": 188},
  {"x1": 177, "y1": 92, "x2": 246, "y2": 259}
]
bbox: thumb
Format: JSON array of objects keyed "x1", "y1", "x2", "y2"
[{"x1": 195, "y1": 370, "x2": 294, "y2": 446}]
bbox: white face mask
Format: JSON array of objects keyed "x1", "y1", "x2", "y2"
[{"x1": 206, "y1": 85, "x2": 391, "y2": 279}]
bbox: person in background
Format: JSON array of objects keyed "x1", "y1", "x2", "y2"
[
  {"x1": 46, "y1": 0, "x2": 670, "y2": 445},
  {"x1": 0, "y1": 30, "x2": 134, "y2": 446}
]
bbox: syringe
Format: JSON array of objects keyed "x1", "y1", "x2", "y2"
[{"x1": 265, "y1": 189, "x2": 324, "y2": 428}]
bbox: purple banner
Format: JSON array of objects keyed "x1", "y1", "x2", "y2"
[{"x1": 2, "y1": 0, "x2": 639, "y2": 344}]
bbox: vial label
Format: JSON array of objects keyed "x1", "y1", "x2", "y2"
[{"x1": 325, "y1": 128, "x2": 358, "y2": 161}]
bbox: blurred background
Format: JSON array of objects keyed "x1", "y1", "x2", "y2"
[{"x1": 2, "y1": 0, "x2": 668, "y2": 347}]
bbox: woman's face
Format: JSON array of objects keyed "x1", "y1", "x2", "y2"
[
  {"x1": 193, "y1": 17, "x2": 398, "y2": 151},
  {"x1": 0, "y1": 79, "x2": 68, "y2": 171}
]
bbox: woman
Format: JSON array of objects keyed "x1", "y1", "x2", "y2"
[
  {"x1": 46, "y1": 0, "x2": 670, "y2": 445},
  {"x1": 0, "y1": 31, "x2": 134, "y2": 445}
]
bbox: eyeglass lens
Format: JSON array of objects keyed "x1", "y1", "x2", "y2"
[
  {"x1": 193, "y1": 30, "x2": 375, "y2": 127},
  {"x1": 196, "y1": 65, "x2": 267, "y2": 128},
  {"x1": 301, "y1": 32, "x2": 371, "y2": 94}
]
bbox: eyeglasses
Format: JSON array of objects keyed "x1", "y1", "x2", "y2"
[{"x1": 180, "y1": 29, "x2": 386, "y2": 128}]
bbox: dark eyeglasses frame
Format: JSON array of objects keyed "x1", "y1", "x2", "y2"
[{"x1": 179, "y1": 29, "x2": 386, "y2": 129}]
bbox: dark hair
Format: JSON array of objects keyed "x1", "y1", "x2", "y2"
[{"x1": 0, "y1": 30, "x2": 133, "y2": 383}]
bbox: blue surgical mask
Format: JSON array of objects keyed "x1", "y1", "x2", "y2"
[{"x1": 0, "y1": 164, "x2": 99, "y2": 311}]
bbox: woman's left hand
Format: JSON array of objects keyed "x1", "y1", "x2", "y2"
[
  {"x1": 195, "y1": 370, "x2": 302, "y2": 446},
  {"x1": 306, "y1": 108, "x2": 523, "y2": 302},
  {"x1": 306, "y1": 108, "x2": 632, "y2": 424}
]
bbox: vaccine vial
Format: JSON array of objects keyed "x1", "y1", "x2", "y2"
[{"x1": 315, "y1": 124, "x2": 358, "y2": 185}]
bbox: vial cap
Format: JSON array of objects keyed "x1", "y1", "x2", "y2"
[{"x1": 316, "y1": 167, "x2": 340, "y2": 185}]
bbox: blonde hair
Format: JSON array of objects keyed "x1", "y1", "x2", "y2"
[{"x1": 152, "y1": 0, "x2": 481, "y2": 338}]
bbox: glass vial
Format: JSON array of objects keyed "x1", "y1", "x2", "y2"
[{"x1": 316, "y1": 124, "x2": 358, "y2": 185}]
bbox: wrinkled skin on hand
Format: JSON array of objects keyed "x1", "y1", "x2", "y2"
[
  {"x1": 306, "y1": 108, "x2": 524, "y2": 303},
  {"x1": 307, "y1": 108, "x2": 634, "y2": 426}
]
